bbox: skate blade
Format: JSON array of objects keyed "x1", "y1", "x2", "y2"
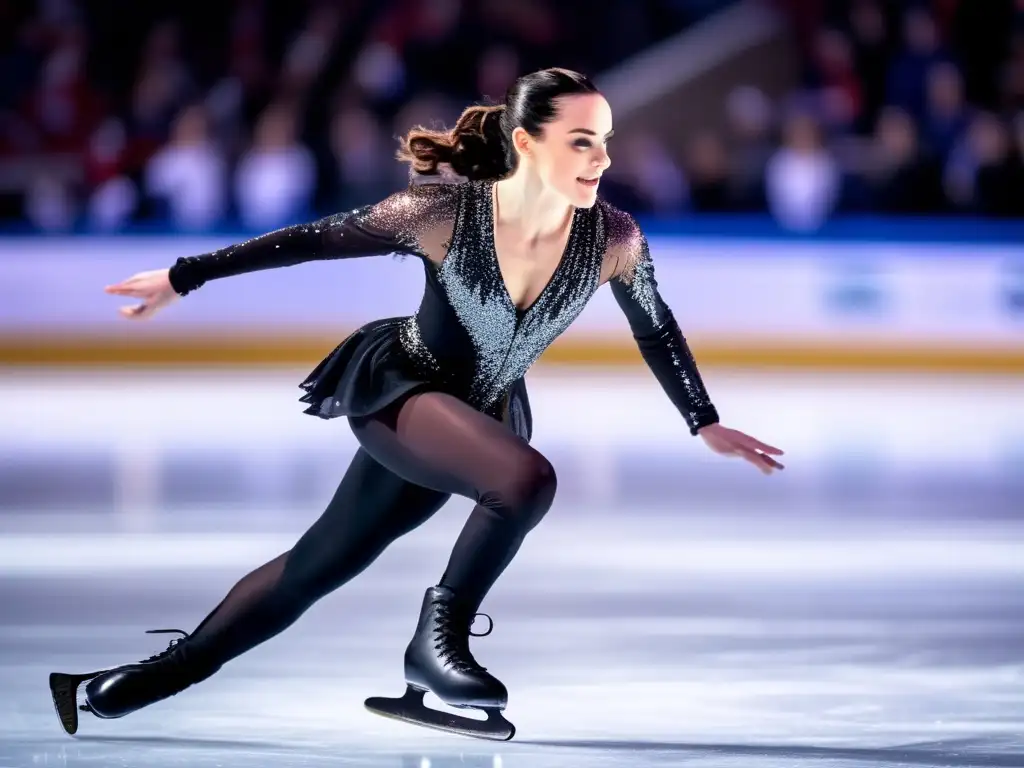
[
  {"x1": 365, "y1": 685, "x2": 515, "y2": 741},
  {"x1": 48, "y1": 671, "x2": 104, "y2": 736}
]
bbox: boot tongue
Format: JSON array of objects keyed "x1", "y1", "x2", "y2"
[
  {"x1": 429, "y1": 587, "x2": 483, "y2": 673},
  {"x1": 431, "y1": 584, "x2": 457, "y2": 601},
  {"x1": 430, "y1": 586, "x2": 475, "y2": 632},
  {"x1": 431, "y1": 585, "x2": 473, "y2": 613}
]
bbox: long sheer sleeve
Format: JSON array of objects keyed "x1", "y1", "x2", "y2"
[
  {"x1": 602, "y1": 205, "x2": 720, "y2": 436},
  {"x1": 168, "y1": 183, "x2": 460, "y2": 296}
]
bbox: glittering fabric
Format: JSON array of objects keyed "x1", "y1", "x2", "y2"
[
  {"x1": 604, "y1": 204, "x2": 720, "y2": 433},
  {"x1": 168, "y1": 180, "x2": 719, "y2": 435},
  {"x1": 168, "y1": 184, "x2": 460, "y2": 294}
]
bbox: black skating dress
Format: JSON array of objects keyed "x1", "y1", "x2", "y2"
[{"x1": 168, "y1": 179, "x2": 720, "y2": 443}]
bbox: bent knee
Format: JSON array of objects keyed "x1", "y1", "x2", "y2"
[{"x1": 490, "y1": 449, "x2": 557, "y2": 524}]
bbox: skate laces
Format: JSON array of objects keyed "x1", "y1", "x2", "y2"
[
  {"x1": 432, "y1": 602, "x2": 492, "y2": 673},
  {"x1": 139, "y1": 628, "x2": 191, "y2": 664}
]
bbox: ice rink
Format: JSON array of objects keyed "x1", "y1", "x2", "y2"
[{"x1": 1, "y1": 367, "x2": 1022, "y2": 768}]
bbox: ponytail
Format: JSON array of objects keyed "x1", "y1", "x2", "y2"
[{"x1": 398, "y1": 104, "x2": 511, "y2": 182}]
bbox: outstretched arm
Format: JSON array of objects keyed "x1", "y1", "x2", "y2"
[
  {"x1": 105, "y1": 183, "x2": 458, "y2": 319},
  {"x1": 168, "y1": 184, "x2": 458, "y2": 295},
  {"x1": 603, "y1": 208, "x2": 784, "y2": 473},
  {"x1": 605, "y1": 215, "x2": 720, "y2": 436}
]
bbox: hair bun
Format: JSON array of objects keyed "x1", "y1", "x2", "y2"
[
  {"x1": 482, "y1": 107, "x2": 507, "y2": 149},
  {"x1": 446, "y1": 104, "x2": 510, "y2": 180}
]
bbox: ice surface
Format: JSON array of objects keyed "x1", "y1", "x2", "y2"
[{"x1": 1, "y1": 370, "x2": 1022, "y2": 767}]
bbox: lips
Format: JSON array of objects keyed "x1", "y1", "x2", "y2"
[{"x1": 577, "y1": 176, "x2": 600, "y2": 187}]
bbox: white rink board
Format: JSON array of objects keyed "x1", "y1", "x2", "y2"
[{"x1": 1, "y1": 235, "x2": 1022, "y2": 346}]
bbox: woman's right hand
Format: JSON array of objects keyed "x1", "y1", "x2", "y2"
[{"x1": 104, "y1": 268, "x2": 179, "y2": 320}]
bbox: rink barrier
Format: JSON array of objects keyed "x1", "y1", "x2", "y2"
[
  {"x1": 2, "y1": 333, "x2": 1023, "y2": 373},
  {"x1": 2, "y1": 227, "x2": 1022, "y2": 374}
]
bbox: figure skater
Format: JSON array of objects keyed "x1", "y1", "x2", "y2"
[{"x1": 50, "y1": 68, "x2": 784, "y2": 742}]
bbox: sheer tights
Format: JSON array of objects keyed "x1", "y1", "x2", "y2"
[{"x1": 183, "y1": 390, "x2": 556, "y2": 669}]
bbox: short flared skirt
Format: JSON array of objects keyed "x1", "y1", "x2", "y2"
[{"x1": 297, "y1": 317, "x2": 533, "y2": 442}]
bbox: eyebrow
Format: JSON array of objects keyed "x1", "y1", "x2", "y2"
[{"x1": 568, "y1": 128, "x2": 615, "y2": 137}]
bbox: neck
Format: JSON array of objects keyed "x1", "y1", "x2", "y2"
[{"x1": 493, "y1": 169, "x2": 573, "y2": 243}]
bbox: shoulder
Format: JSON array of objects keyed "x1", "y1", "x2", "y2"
[
  {"x1": 364, "y1": 178, "x2": 463, "y2": 230},
  {"x1": 595, "y1": 199, "x2": 649, "y2": 280},
  {"x1": 400, "y1": 174, "x2": 466, "y2": 204},
  {"x1": 596, "y1": 198, "x2": 641, "y2": 236}
]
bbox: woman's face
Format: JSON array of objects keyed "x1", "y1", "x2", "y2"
[{"x1": 515, "y1": 93, "x2": 613, "y2": 208}]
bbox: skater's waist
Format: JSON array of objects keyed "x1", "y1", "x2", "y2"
[{"x1": 393, "y1": 316, "x2": 514, "y2": 415}]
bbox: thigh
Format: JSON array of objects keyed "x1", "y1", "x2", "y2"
[
  {"x1": 349, "y1": 390, "x2": 548, "y2": 503},
  {"x1": 287, "y1": 447, "x2": 451, "y2": 581}
]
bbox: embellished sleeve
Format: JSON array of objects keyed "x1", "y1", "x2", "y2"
[
  {"x1": 602, "y1": 204, "x2": 720, "y2": 436},
  {"x1": 167, "y1": 183, "x2": 459, "y2": 296}
]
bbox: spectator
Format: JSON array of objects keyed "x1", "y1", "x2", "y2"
[
  {"x1": 924, "y1": 62, "x2": 971, "y2": 161},
  {"x1": 865, "y1": 106, "x2": 945, "y2": 214},
  {"x1": 85, "y1": 118, "x2": 138, "y2": 231},
  {"x1": 615, "y1": 132, "x2": 687, "y2": 215},
  {"x1": 964, "y1": 112, "x2": 1024, "y2": 217},
  {"x1": 886, "y1": 6, "x2": 951, "y2": 121},
  {"x1": 145, "y1": 104, "x2": 227, "y2": 230},
  {"x1": 23, "y1": 25, "x2": 103, "y2": 154},
  {"x1": 725, "y1": 85, "x2": 773, "y2": 212},
  {"x1": 328, "y1": 105, "x2": 401, "y2": 210},
  {"x1": 684, "y1": 131, "x2": 732, "y2": 213},
  {"x1": 847, "y1": 0, "x2": 891, "y2": 132},
  {"x1": 765, "y1": 111, "x2": 841, "y2": 231},
  {"x1": 476, "y1": 45, "x2": 521, "y2": 106},
  {"x1": 235, "y1": 102, "x2": 316, "y2": 229},
  {"x1": 811, "y1": 28, "x2": 864, "y2": 131}
]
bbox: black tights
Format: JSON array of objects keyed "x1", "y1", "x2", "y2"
[{"x1": 182, "y1": 390, "x2": 556, "y2": 668}]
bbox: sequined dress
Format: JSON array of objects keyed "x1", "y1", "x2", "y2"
[{"x1": 168, "y1": 179, "x2": 720, "y2": 442}]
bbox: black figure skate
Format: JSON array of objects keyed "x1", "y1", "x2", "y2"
[
  {"x1": 365, "y1": 585, "x2": 515, "y2": 740},
  {"x1": 49, "y1": 628, "x2": 217, "y2": 735}
]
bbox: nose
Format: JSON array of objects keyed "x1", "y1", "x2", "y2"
[{"x1": 593, "y1": 150, "x2": 610, "y2": 171}]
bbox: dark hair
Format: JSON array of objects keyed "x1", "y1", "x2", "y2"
[{"x1": 397, "y1": 67, "x2": 599, "y2": 181}]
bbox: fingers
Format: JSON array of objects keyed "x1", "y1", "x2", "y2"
[
  {"x1": 106, "y1": 273, "x2": 166, "y2": 320},
  {"x1": 740, "y1": 433, "x2": 784, "y2": 456},
  {"x1": 105, "y1": 285, "x2": 150, "y2": 297},
  {"x1": 105, "y1": 276, "x2": 136, "y2": 292},
  {"x1": 105, "y1": 272, "x2": 152, "y2": 294},
  {"x1": 118, "y1": 303, "x2": 151, "y2": 320},
  {"x1": 738, "y1": 448, "x2": 770, "y2": 474},
  {"x1": 738, "y1": 446, "x2": 785, "y2": 474}
]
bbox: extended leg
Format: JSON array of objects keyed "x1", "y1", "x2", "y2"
[
  {"x1": 50, "y1": 449, "x2": 449, "y2": 734},
  {"x1": 182, "y1": 449, "x2": 450, "y2": 662}
]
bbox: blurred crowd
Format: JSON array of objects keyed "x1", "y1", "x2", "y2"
[
  {"x1": 0, "y1": 0, "x2": 1021, "y2": 234},
  {"x1": 603, "y1": 0, "x2": 1024, "y2": 228},
  {"x1": 0, "y1": 0, "x2": 724, "y2": 232},
  {"x1": 760, "y1": 0, "x2": 1024, "y2": 226}
]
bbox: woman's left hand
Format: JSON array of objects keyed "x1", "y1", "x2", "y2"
[{"x1": 697, "y1": 423, "x2": 785, "y2": 475}]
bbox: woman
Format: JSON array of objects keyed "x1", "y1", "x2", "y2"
[{"x1": 50, "y1": 68, "x2": 784, "y2": 742}]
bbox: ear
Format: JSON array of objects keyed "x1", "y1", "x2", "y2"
[{"x1": 510, "y1": 126, "x2": 532, "y2": 157}]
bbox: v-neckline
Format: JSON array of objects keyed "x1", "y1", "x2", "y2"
[{"x1": 486, "y1": 180, "x2": 578, "y2": 318}]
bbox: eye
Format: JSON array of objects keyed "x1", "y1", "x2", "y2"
[{"x1": 572, "y1": 138, "x2": 592, "y2": 149}]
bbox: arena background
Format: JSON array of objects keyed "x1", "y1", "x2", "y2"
[{"x1": 2, "y1": 2, "x2": 1023, "y2": 767}]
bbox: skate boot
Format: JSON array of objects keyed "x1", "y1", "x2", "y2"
[
  {"x1": 49, "y1": 628, "x2": 219, "y2": 735},
  {"x1": 365, "y1": 585, "x2": 515, "y2": 740}
]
